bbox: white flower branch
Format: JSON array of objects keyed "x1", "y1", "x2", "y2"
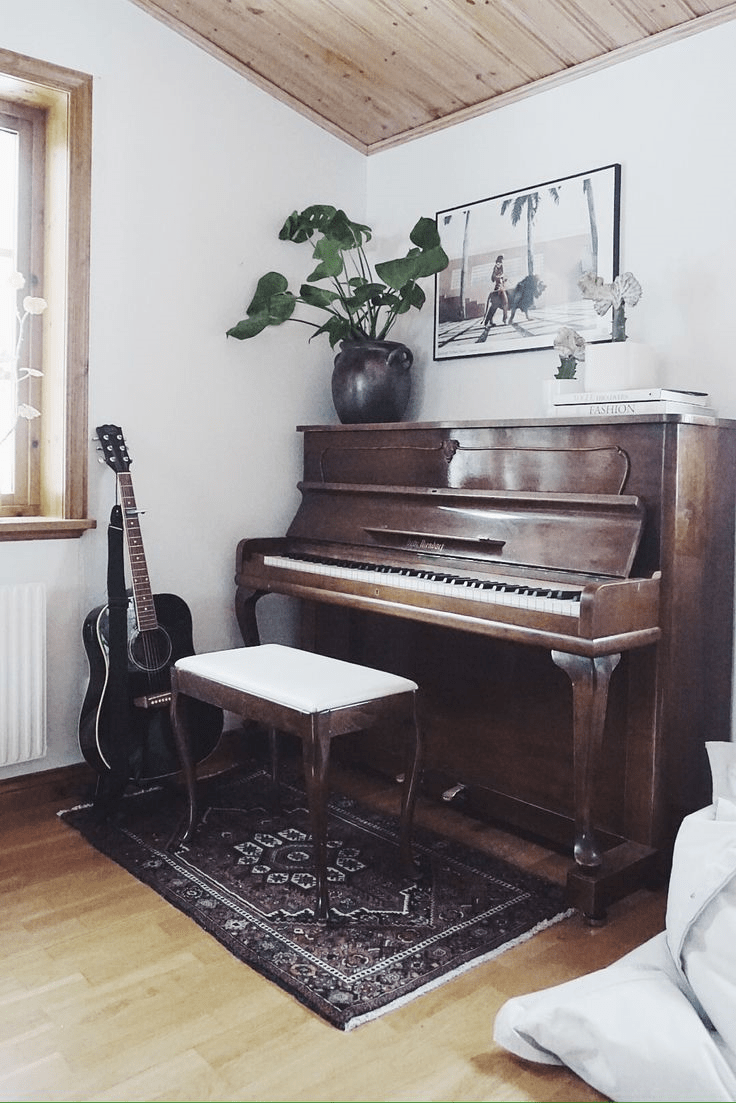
[{"x1": 0, "y1": 272, "x2": 47, "y2": 448}]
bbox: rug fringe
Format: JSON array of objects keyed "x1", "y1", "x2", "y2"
[
  {"x1": 343, "y1": 907, "x2": 575, "y2": 1031},
  {"x1": 57, "y1": 802, "x2": 92, "y2": 815},
  {"x1": 57, "y1": 784, "x2": 164, "y2": 818}
]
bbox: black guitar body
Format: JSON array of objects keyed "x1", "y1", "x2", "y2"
[{"x1": 80, "y1": 591, "x2": 222, "y2": 783}]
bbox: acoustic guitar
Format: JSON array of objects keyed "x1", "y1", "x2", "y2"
[{"x1": 79, "y1": 424, "x2": 222, "y2": 784}]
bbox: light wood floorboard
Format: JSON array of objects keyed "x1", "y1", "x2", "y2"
[{"x1": 1, "y1": 755, "x2": 666, "y2": 1102}]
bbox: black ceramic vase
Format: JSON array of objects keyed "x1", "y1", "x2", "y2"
[{"x1": 331, "y1": 339, "x2": 413, "y2": 424}]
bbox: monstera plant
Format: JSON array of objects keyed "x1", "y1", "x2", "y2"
[
  {"x1": 227, "y1": 204, "x2": 449, "y2": 424},
  {"x1": 227, "y1": 204, "x2": 449, "y2": 349}
]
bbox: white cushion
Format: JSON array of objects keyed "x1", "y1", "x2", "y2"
[
  {"x1": 493, "y1": 931, "x2": 736, "y2": 1102},
  {"x1": 706, "y1": 740, "x2": 736, "y2": 803},
  {"x1": 665, "y1": 772, "x2": 736, "y2": 1061},
  {"x1": 175, "y1": 644, "x2": 417, "y2": 714},
  {"x1": 493, "y1": 739, "x2": 736, "y2": 1101}
]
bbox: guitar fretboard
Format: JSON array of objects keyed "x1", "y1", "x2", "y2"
[{"x1": 118, "y1": 472, "x2": 158, "y2": 633}]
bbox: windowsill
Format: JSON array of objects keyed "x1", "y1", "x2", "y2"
[{"x1": 0, "y1": 516, "x2": 96, "y2": 541}]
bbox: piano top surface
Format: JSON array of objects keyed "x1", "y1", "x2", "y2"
[{"x1": 296, "y1": 413, "x2": 735, "y2": 432}]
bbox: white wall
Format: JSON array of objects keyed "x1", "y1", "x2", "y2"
[
  {"x1": 367, "y1": 21, "x2": 736, "y2": 423},
  {"x1": 2, "y1": 5, "x2": 735, "y2": 779},
  {"x1": 0, "y1": 0, "x2": 365, "y2": 778}
]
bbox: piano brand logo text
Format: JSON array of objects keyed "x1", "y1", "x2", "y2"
[{"x1": 406, "y1": 538, "x2": 445, "y2": 552}]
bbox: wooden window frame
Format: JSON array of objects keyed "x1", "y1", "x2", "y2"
[{"x1": 0, "y1": 48, "x2": 94, "y2": 541}]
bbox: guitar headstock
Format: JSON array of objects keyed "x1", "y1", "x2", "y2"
[{"x1": 96, "y1": 424, "x2": 131, "y2": 474}]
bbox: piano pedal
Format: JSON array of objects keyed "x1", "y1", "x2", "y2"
[{"x1": 442, "y1": 782, "x2": 468, "y2": 803}]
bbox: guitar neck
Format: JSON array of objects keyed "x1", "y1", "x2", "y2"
[{"x1": 118, "y1": 471, "x2": 158, "y2": 632}]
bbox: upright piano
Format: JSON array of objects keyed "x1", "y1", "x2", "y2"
[{"x1": 235, "y1": 414, "x2": 736, "y2": 918}]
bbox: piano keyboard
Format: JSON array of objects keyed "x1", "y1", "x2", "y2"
[{"x1": 263, "y1": 553, "x2": 583, "y2": 617}]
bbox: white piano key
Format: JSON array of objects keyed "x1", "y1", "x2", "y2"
[{"x1": 263, "y1": 554, "x2": 582, "y2": 618}]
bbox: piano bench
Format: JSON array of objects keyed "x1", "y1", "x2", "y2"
[{"x1": 169, "y1": 643, "x2": 423, "y2": 920}]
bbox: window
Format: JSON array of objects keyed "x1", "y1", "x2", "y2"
[
  {"x1": 0, "y1": 49, "x2": 93, "y2": 540},
  {"x1": 1, "y1": 101, "x2": 45, "y2": 511}
]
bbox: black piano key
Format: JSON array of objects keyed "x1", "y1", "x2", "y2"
[{"x1": 280, "y1": 554, "x2": 582, "y2": 605}]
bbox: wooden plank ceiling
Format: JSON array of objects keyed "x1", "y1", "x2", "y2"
[{"x1": 130, "y1": 0, "x2": 736, "y2": 152}]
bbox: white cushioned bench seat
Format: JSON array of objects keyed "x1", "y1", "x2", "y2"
[{"x1": 174, "y1": 643, "x2": 418, "y2": 713}]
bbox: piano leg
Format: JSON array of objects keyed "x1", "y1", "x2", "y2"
[
  {"x1": 551, "y1": 650, "x2": 621, "y2": 870},
  {"x1": 235, "y1": 586, "x2": 264, "y2": 646}
]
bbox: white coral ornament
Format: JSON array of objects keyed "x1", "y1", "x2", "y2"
[
  {"x1": 554, "y1": 326, "x2": 586, "y2": 361},
  {"x1": 609, "y1": 272, "x2": 642, "y2": 311},
  {"x1": 579, "y1": 270, "x2": 642, "y2": 341},
  {"x1": 578, "y1": 271, "x2": 608, "y2": 306}
]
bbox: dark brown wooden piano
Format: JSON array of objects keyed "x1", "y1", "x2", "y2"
[{"x1": 235, "y1": 414, "x2": 736, "y2": 919}]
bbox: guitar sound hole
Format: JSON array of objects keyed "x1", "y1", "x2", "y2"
[{"x1": 129, "y1": 627, "x2": 173, "y2": 673}]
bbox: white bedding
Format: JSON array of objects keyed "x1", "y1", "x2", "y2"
[{"x1": 493, "y1": 742, "x2": 736, "y2": 1102}]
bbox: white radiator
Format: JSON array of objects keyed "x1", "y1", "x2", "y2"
[{"x1": 0, "y1": 583, "x2": 47, "y2": 767}]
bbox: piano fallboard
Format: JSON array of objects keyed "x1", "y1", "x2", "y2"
[{"x1": 287, "y1": 481, "x2": 647, "y2": 578}]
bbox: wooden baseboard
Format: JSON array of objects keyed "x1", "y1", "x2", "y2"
[
  {"x1": 0, "y1": 729, "x2": 251, "y2": 815},
  {"x1": 0, "y1": 760, "x2": 98, "y2": 814}
]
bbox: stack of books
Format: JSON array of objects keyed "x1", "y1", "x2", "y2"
[{"x1": 550, "y1": 387, "x2": 716, "y2": 418}]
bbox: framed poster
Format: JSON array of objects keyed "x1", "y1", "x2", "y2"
[{"x1": 434, "y1": 164, "x2": 621, "y2": 360}]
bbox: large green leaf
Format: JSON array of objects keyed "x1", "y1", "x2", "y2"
[
  {"x1": 306, "y1": 236, "x2": 346, "y2": 282},
  {"x1": 348, "y1": 281, "x2": 389, "y2": 306},
  {"x1": 375, "y1": 254, "x2": 418, "y2": 289},
  {"x1": 226, "y1": 271, "x2": 296, "y2": 339},
  {"x1": 394, "y1": 283, "x2": 426, "y2": 313},
  {"x1": 279, "y1": 205, "x2": 371, "y2": 251},
  {"x1": 279, "y1": 206, "x2": 336, "y2": 243},
  {"x1": 245, "y1": 270, "x2": 289, "y2": 312},
  {"x1": 226, "y1": 294, "x2": 295, "y2": 339},
  {"x1": 323, "y1": 208, "x2": 371, "y2": 249},
  {"x1": 410, "y1": 216, "x2": 443, "y2": 250},
  {"x1": 375, "y1": 218, "x2": 449, "y2": 289},
  {"x1": 299, "y1": 283, "x2": 340, "y2": 309},
  {"x1": 311, "y1": 313, "x2": 357, "y2": 347},
  {"x1": 227, "y1": 312, "x2": 270, "y2": 340}
]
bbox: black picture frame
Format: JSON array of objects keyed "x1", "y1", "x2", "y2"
[{"x1": 434, "y1": 164, "x2": 621, "y2": 360}]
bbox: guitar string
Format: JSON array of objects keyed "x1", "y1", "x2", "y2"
[{"x1": 119, "y1": 473, "x2": 166, "y2": 688}]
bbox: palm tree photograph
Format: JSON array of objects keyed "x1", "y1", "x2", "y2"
[{"x1": 434, "y1": 164, "x2": 620, "y2": 360}]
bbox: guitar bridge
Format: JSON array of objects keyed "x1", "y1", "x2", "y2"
[{"x1": 133, "y1": 691, "x2": 172, "y2": 710}]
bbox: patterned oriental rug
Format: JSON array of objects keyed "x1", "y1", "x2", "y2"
[{"x1": 60, "y1": 765, "x2": 569, "y2": 1031}]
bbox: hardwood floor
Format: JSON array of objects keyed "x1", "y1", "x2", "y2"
[{"x1": 1, "y1": 742, "x2": 666, "y2": 1102}]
